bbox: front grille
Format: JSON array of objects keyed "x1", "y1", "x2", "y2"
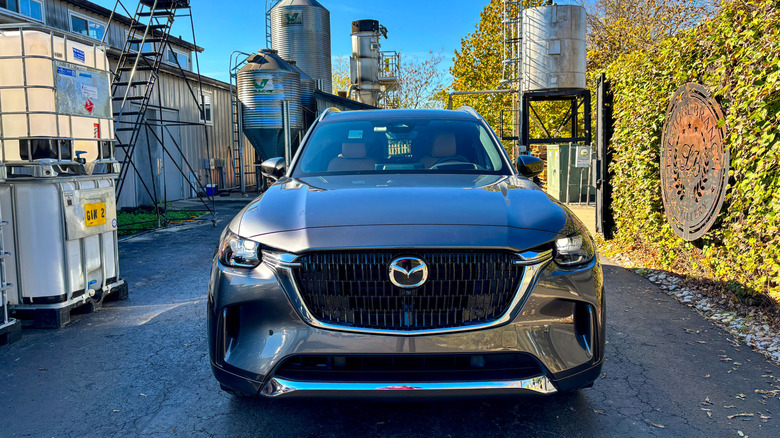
[
  {"x1": 292, "y1": 250, "x2": 524, "y2": 330},
  {"x1": 275, "y1": 353, "x2": 543, "y2": 382}
]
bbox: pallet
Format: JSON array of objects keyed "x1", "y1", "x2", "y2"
[
  {"x1": 11, "y1": 279, "x2": 128, "y2": 329},
  {"x1": 104, "y1": 281, "x2": 129, "y2": 302},
  {"x1": 0, "y1": 318, "x2": 22, "y2": 346},
  {"x1": 12, "y1": 296, "x2": 103, "y2": 329}
]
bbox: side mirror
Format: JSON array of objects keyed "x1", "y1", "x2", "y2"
[
  {"x1": 517, "y1": 155, "x2": 544, "y2": 178},
  {"x1": 261, "y1": 157, "x2": 286, "y2": 181}
]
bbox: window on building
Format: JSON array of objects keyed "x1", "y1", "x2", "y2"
[
  {"x1": 166, "y1": 48, "x2": 190, "y2": 71},
  {"x1": 199, "y1": 93, "x2": 213, "y2": 125},
  {"x1": 1, "y1": 0, "x2": 43, "y2": 21},
  {"x1": 70, "y1": 12, "x2": 106, "y2": 40}
]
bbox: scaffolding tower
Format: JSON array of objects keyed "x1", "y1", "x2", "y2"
[{"x1": 103, "y1": 0, "x2": 216, "y2": 232}]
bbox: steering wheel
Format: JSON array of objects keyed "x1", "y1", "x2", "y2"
[{"x1": 431, "y1": 155, "x2": 472, "y2": 168}]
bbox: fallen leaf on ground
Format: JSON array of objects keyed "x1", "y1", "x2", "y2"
[
  {"x1": 594, "y1": 410, "x2": 605, "y2": 414},
  {"x1": 736, "y1": 394, "x2": 747, "y2": 400},
  {"x1": 727, "y1": 413, "x2": 754, "y2": 419},
  {"x1": 645, "y1": 420, "x2": 665, "y2": 428},
  {"x1": 705, "y1": 374, "x2": 711, "y2": 378}
]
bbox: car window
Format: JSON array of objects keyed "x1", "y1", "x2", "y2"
[{"x1": 292, "y1": 118, "x2": 511, "y2": 176}]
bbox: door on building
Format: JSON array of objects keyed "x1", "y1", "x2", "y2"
[
  {"x1": 159, "y1": 109, "x2": 184, "y2": 203},
  {"x1": 133, "y1": 108, "x2": 184, "y2": 205}
]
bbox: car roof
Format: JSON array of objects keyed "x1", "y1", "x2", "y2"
[{"x1": 321, "y1": 108, "x2": 479, "y2": 123}]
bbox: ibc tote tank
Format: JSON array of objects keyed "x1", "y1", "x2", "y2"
[
  {"x1": 522, "y1": 4, "x2": 587, "y2": 91},
  {"x1": 270, "y1": 0, "x2": 333, "y2": 93},
  {"x1": 0, "y1": 27, "x2": 114, "y2": 165}
]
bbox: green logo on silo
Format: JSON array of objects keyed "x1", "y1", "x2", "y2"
[
  {"x1": 284, "y1": 12, "x2": 303, "y2": 26},
  {"x1": 253, "y1": 78, "x2": 274, "y2": 94}
]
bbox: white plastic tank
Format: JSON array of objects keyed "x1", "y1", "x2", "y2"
[
  {"x1": 0, "y1": 176, "x2": 120, "y2": 306},
  {"x1": 522, "y1": 4, "x2": 586, "y2": 91},
  {"x1": 270, "y1": 0, "x2": 333, "y2": 93},
  {"x1": 0, "y1": 28, "x2": 114, "y2": 164}
]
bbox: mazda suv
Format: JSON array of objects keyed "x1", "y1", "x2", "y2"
[{"x1": 208, "y1": 107, "x2": 604, "y2": 398}]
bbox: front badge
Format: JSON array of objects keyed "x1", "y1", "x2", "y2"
[{"x1": 388, "y1": 256, "x2": 428, "y2": 289}]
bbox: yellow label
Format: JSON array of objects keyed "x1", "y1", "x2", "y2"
[{"x1": 84, "y1": 202, "x2": 106, "y2": 227}]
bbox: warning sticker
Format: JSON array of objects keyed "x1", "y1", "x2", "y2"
[
  {"x1": 81, "y1": 85, "x2": 98, "y2": 100},
  {"x1": 348, "y1": 130, "x2": 363, "y2": 139}
]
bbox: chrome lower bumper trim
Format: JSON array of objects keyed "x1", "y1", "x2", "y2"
[{"x1": 261, "y1": 375, "x2": 558, "y2": 398}]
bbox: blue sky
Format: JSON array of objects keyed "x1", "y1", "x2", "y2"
[{"x1": 90, "y1": 0, "x2": 490, "y2": 83}]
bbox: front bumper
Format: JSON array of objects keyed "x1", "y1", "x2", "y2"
[{"x1": 208, "y1": 254, "x2": 605, "y2": 398}]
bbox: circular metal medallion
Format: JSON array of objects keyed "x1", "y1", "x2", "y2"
[{"x1": 660, "y1": 83, "x2": 729, "y2": 241}]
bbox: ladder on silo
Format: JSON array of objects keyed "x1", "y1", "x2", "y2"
[
  {"x1": 265, "y1": 0, "x2": 282, "y2": 48},
  {"x1": 229, "y1": 51, "x2": 252, "y2": 193}
]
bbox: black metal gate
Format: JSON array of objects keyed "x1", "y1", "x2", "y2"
[{"x1": 595, "y1": 73, "x2": 615, "y2": 238}]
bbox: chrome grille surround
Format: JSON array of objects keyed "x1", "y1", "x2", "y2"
[{"x1": 266, "y1": 248, "x2": 552, "y2": 336}]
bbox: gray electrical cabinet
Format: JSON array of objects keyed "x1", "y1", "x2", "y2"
[{"x1": 546, "y1": 144, "x2": 593, "y2": 203}]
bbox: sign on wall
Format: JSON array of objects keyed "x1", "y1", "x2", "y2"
[{"x1": 660, "y1": 83, "x2": 729, "y2": 241}]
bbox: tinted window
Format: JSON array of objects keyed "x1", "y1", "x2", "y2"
[{"x1": 293, "y1": 118, "x2": 510, "y2": 176}]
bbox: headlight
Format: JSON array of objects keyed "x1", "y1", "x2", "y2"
[
  {"x1": 218, "y1": 230, "x2": 261, "y2": 268},
  {"x1": 553, "y1": 232, "x2": 595, "y2": 267}
]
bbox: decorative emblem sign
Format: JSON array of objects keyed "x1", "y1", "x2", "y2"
[
  {"x1": 388, "y1": 257, "x2": 428, "y2": 289},
  {"x1": 661, "y1": 83, "x2": 729, "y2": 241}
]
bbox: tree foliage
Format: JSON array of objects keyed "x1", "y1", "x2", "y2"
[
  {"x1": 586, "y1": 0, "x2": 719, "y2": 72},
  {"x1": 604, "y1": 0, "x2": 780, "y2": 300},
  {"x1": 331, "y1": 55, "x2": 351, "y2": 93},
  {"x1": 394, "y1": 52, "x2": 447, "y2": 109},
  {"x1": 332, "y1": 52, "x2": 446, "y2": 109}
]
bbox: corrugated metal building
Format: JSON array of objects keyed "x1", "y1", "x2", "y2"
[{"x1": 0, "y1": 0, "x2": 257, "y2": 208}]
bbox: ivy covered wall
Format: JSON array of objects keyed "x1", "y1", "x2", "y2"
[{"x1": 604, "y1": 0, "x2": 780, "y2": 300}]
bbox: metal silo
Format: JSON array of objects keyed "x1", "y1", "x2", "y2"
[
  {"x1": 522, "y1": 4, "x2": 586, "y2": 91},
  {"x1": 237, "y1": 49, "x2": 302, "y2": 163},
  {"x1": 286, "y1": 59, "x2": 316, "y2": 112},
  {"x1": 270, "y1": 0, "x2": 333, "y2": 93}
]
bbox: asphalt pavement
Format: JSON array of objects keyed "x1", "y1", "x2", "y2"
[{"x1": 1, "y1": 199, "x2": 778, "y2": 437}]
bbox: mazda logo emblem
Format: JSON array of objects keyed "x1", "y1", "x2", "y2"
[{"x1": 388, "y1": 256, "x2": 428, "y2": 289}]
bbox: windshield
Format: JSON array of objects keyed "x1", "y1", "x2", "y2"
[{"x1": 291, "y1": 118, "x2": 512, "y2": 177}]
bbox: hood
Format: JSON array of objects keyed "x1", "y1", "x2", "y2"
[{"x1": 235, "y1": 174, "x2": 570, "y2": 240}]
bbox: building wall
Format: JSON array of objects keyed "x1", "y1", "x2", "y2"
[{"x1": 114, "y1": 70, "x2": 258, "y2": 209}]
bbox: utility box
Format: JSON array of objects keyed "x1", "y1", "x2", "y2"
[{"x1": 546, "y1": 144, "x2": 593, "y2": 203}]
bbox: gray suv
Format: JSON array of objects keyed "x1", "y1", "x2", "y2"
[{"x1": 208, "y1": 107, "x2": 604, "y2": 398}]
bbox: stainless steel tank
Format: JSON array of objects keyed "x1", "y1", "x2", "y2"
[
  {"x1": 522, "y1": 4, "x2": 586, "y2": 91},
  {"x1": 237, "y1": 49, "x2": 302, "y2": 163},
  {"x1": 350, "y1": 19, "x2": 382, "y2": 106},
  {"x1": 286, "y1": 59, "x2": 316, "y2": 112},
  {"x1": 270, "y1": 0, "x2": 333, "y2": 93}
]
